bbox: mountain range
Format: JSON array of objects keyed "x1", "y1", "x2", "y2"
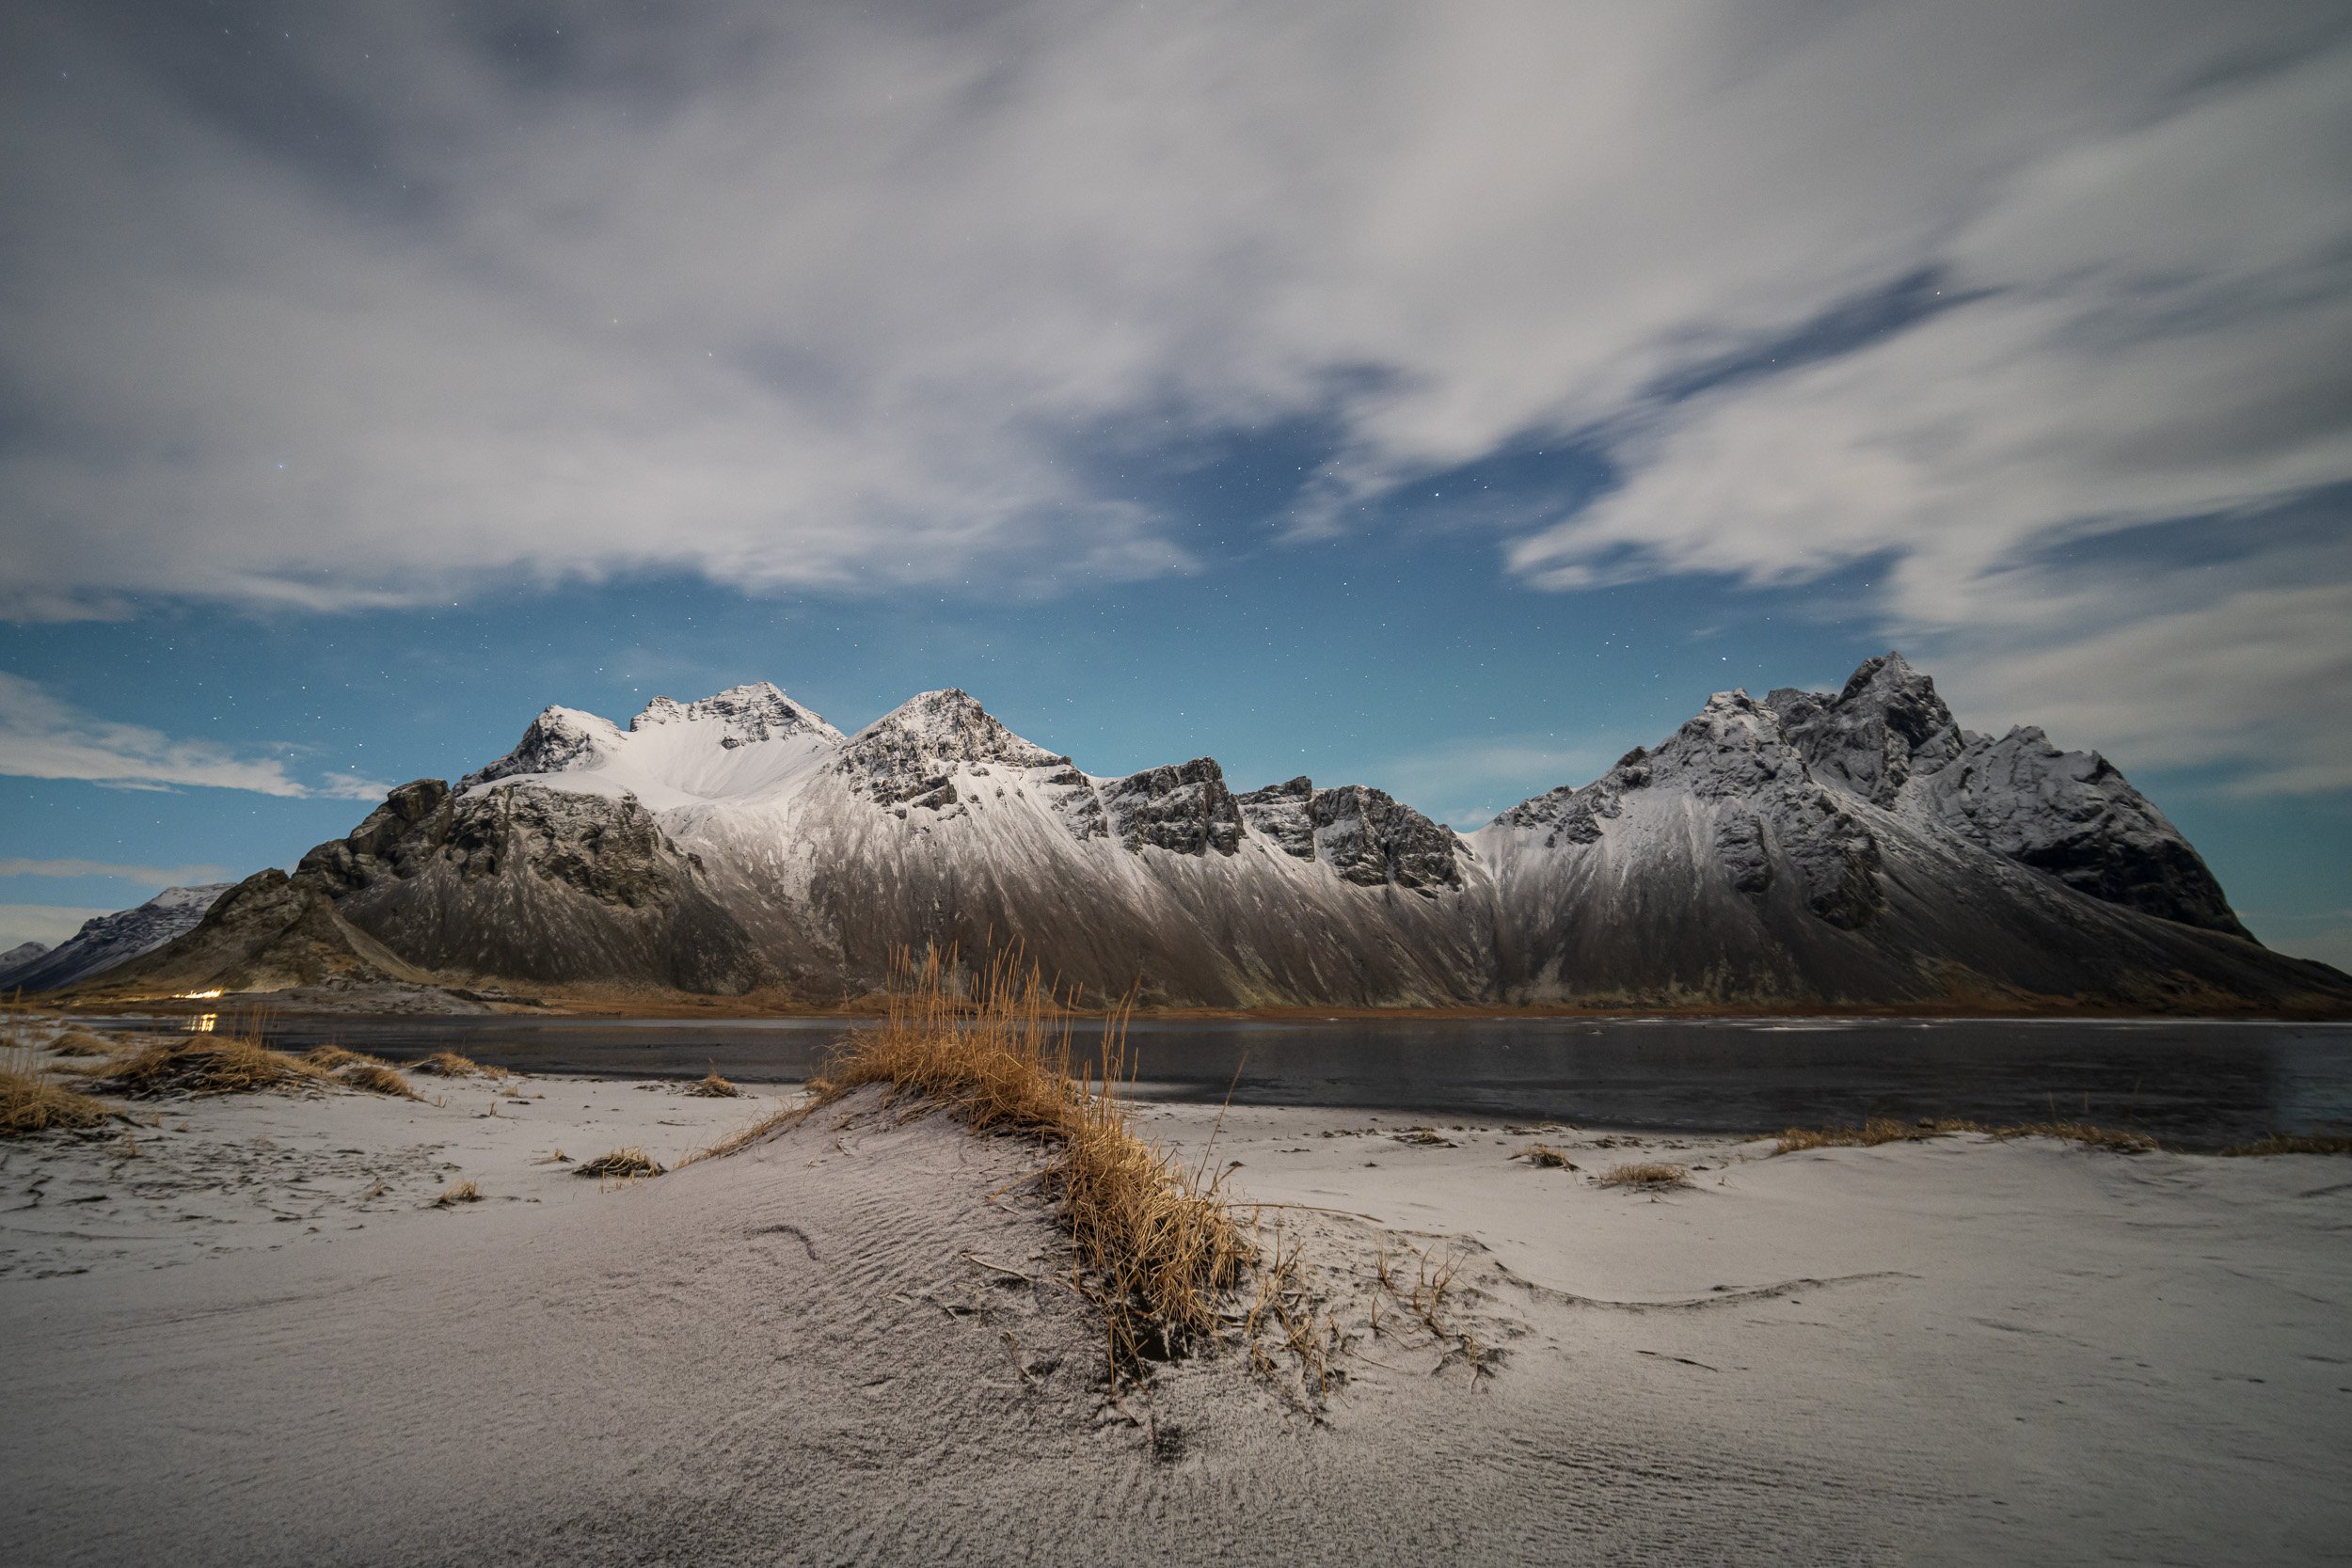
[{"x1": 53, "y1": 655, "x2": 2352, "y2": 1013}]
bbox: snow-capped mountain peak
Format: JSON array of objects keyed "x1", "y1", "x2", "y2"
[
  {"x1": 628, "y1": 682, "x2": 843, "y2": 747},
  {"x1": 459, "y1": 684, "x2": 843, "y2": 811},
  {"x1": 838, "y1": 689, "x2": 1070, "y2": 804}
]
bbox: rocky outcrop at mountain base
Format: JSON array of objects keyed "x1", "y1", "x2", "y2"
[
  {"x1": 71, "y1": 869, "x2": 431, "y2": 997},
  {"x1": 298, "y1": 779, "x2": 761, "y2": 994}
]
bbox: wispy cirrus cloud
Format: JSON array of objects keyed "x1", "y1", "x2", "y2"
[
  {"x1": 0, "y1": 857, "x2": 232, "y2": 884},
  {"x1": 2, "y1": 0, "x2": 2346, "y2": 796},
  {"x1": 0, "y1": 673, "x2": 387, "y2": 800}
]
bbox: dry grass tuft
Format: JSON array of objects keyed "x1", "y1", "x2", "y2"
[
  {"x1": 686, "y1": 1069, "x2": 741, "y2": 1098},
  {"x1": 45, "y1": 1030, "x2": 117, "y2": 1058},
  {"x1": 339, "y1": 1062, "x2": 418, "y2": 1099},
  {"x1": 1597, "y1": 1161, "x2": 1692, "y2": 1189},
  {"x1": 576, "y1": 1147, "x2": 665, "y2": 1179},
  {"x1": 103, "y1": 1027, "x2": 332, "y2": 1099},
  {"x1": 408, "y1": 1050, "x2": 493, "y2": 1078},
  {"x1": 679, "y1": 1099, "x2": 806, "y2": 1165},
  {"x1": 801, "y1": 948, "x2": 1253, "y2": 1382},
  {"x1": 432, "y1": 1179, "x2": 482, "y2": 1207},
  {"x1": 2, "y1": 1046, "x2": 117, "y2": 1135},
  {"x1": 1773, "y1": 1117, "x2": 1981, "y2": 1153},
  {"x1": 2220, "y1": 1134, "x2": 2352, "y2": 1157},
  {"x1": 303, "y1": 1045, "x2": 369, "y2": 1070},
  {"x1": 1512, "y1": 1142, "x2": 1579, "y2": 1170},
  {"x1": 1989, "y1": 1121, "x2": 2158, "y2": 1154}
]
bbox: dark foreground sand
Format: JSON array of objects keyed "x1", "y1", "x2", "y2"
[{"x1": 3, "y1": 1056, "x2": 2347, "y2": 1565}]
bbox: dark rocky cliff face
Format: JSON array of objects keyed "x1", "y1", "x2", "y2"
[
  {"x1": 1236, "y1": 777, "x2": 1463, "y2": 892},
  {"x1": 299, "y1": 780, "x2": 760, "y2": 993},
  {"x1": 1103, "y1": 760, "x2": 1245, "y2": 856},
  {"x1": 1768, "y1": 654, "x2": 2250, "y2": 939}
]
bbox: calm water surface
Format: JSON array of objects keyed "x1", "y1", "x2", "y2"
[{"x1": 94, "y1": 1013, "x2": 2352, "y2": 1150}]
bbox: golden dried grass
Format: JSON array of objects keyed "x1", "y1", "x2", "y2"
[
  {"x1": 103, "y1": 1026, "x2": 332, "y2": 1099},
  {"x1": 2, "y1": 1045, "x2": 116, "y2": 1135},
  {"x1": 686, "y1": 1069, "x2": 741, "y2": 1098},
  {"x1": 806, "y1": 948, "x2": 1252, "y2": 1380},
  {"x1": 1597, "y1": 1161, "x2": 1691, "y2": 1189},
  {"x1": 432, "y1": 1180, "x2": 482, "y2": 1207},
  {"x1": 575, "y1": 1147, "x2": 665, "y2": 1179},
  {"x1": 339, "y1": 1062, "x2": 418, "y2": 1099},
  {"x1": 1773, "y1": 1117, "x2": 1982, "y2": 1154},
  {"x1": 408, "y1": 1050, "x2": 493, "y2": 1078},
  {"x1": 45, "y1": 1030, "x2": 117, "y2": 1058},
  {"x1": 1989, "y1": 1121, "x2": 2158, "y2": 1154},
  {"x1": 1511, "y1": 1142, "x2": 1579, "y2": 1169},
  {"x1": 2220, "y1": 1134, "x2": 2352, "y2": 1157}
]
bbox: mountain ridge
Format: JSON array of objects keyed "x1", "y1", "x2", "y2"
[{"x1": 58, "y1": 655, "x2": 2352, "y2": 1014}]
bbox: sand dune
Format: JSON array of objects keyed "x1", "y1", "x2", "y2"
[{"x1": 3, "y1": 1069, "x2": 2347, "y2": 1564}]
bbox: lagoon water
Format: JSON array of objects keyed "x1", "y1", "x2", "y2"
[{"x1": 93, "y1": 1012, "x2": 2352, "y2": 1151}]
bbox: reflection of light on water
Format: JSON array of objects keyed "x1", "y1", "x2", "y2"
[
  {"x1": 175, "y1": 989, "x2": 225, "y2": 1000},
  {"x1": 192, "y1": 1013, "x2": 217, "y2": 1034}
]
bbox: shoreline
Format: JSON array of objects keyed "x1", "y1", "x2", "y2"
[{"x1": 4, "y1": 1044, "x2": 2346, "y2": 1563}]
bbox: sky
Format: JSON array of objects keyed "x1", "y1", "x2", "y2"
[{"x1": 2, "y1": 0, "x2": 2348, "y2": 968}]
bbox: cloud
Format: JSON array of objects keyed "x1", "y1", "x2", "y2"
[
  {"x1": 0, "y1": 673, "x2": 388, "y2": 800},
  {"x1": 1, "y1": 1, "x2": 2338, "y2": 606},
  {"x1": 0, "y1": 905, "x2": 115, "y2": 951},
  {"x1": 2, "y1": 1, "x2": 2346, "y2": 790},
  {"x1": 0, "y1": 857, "x2": 233, "y2": 885}
]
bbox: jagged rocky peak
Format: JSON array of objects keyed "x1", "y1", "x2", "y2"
[
  {"x1": 1917, "y1": 725, "x2": 2251, "y2": 939},
  {"x1": 1237, "y1": 777, "x2": 1461, "y2": 891},
  {"x1": 1309, "y1": 784, "x2": 1463, "y2": 893},
  {"x1": 1492, "y1": 748, "x2": 1650, "y2": 847},
  {"x1": 629, "y1": 681, "x2": 842, "y2": 748},
  {"x1": 460, "y1": 705, "x2": 624, "y2": 789},
  {"x1": 1769, "y1": 652, "x2": 1967, "y2": 808},
  {"x1": 1236, "y1": 777, "x2": 1316, "y2": 858},
  {"x1": 304, "y1": 778, "x2": 712, "y2": 911},
  {"x1": 1102, "y1": 759, "x2": 1245, "y2": 857},
  {"x1": 839, "y1": 689, "x2": 1070, "y2": 806}
]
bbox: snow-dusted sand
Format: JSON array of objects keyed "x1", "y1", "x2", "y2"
[{"x1": 4, "y1": 1057, "x2": 2348, "y2": 1565}]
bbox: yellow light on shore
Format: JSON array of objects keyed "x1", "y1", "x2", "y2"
[{"x1": 176, "y1": 989, "x2": 226, "y2": 1000}]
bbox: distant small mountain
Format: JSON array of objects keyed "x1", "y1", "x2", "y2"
[
  {"x1": 66, "y1": 663, "x2": 2352, "y2": 1014},
  {"x1": 4, "y1": 884, "x2": 234, "y2": 993},
  {"x1": 0, "y1": 941, "x2": 50, "y2": 980}
]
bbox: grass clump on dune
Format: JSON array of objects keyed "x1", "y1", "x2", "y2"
[
  {"x1": 103, "y1": 1025, "x2": 332, "y2": 1099},
  {"x1": 302, "y1": 1045, "x2": 419, "y2": 1099},
  {"x1": 2, "y1": 1046, "x2": 116, "y2": 1135},
  {"x1": 45, "y1": 1030, "x2": 118, "y2": 1058},
  {"x1": 2219, "y1": 1134, "x2": 2352, "y2": 1158},
  {"x1": 576, "y1": 1147, "x2": 664, "y2": 1179},
  {"x1": 805, "y1": 949, "x2": 1253, "y2": 1379},
  {"x1": 1774, "y1": 1117, "x2": 1982, "y2": 1154},
  {"x1": 408, "y1": 1050, "x2": 495, "y2": 1078},
  {"x1": 1597, "y1": 1161, "x2": 1691, "y2": 1190},
  {"x1": 686, "y1": 1069, "x2": 741, "y2": 1098},
  {"x1": 1511, "y1": 1143, "x2": 1579, "y2": 1170},
  {"x1": 432, "y1": 1180, "x2": 483, "y2": 1207}
]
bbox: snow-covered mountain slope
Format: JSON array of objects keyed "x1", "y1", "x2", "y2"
[
  {"x1": 2, "y1": 884, "x2": 233, "y2": 992},
  {"x1": 1469, "y1": 689, "x2": 2328, "y2": 1007},
  {"x1": 0, "y1": 942, "x2": 49, "y2": 981},
  {"x1": 67, "y1": 661, "x2": 2352, "y2": 1011},
  {"x1": 1766, "y1": 655, "x2": 2249, "y2": 937},
  {"x1": 459, "y1": 681, "x2": 842, "y2": 813}
]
